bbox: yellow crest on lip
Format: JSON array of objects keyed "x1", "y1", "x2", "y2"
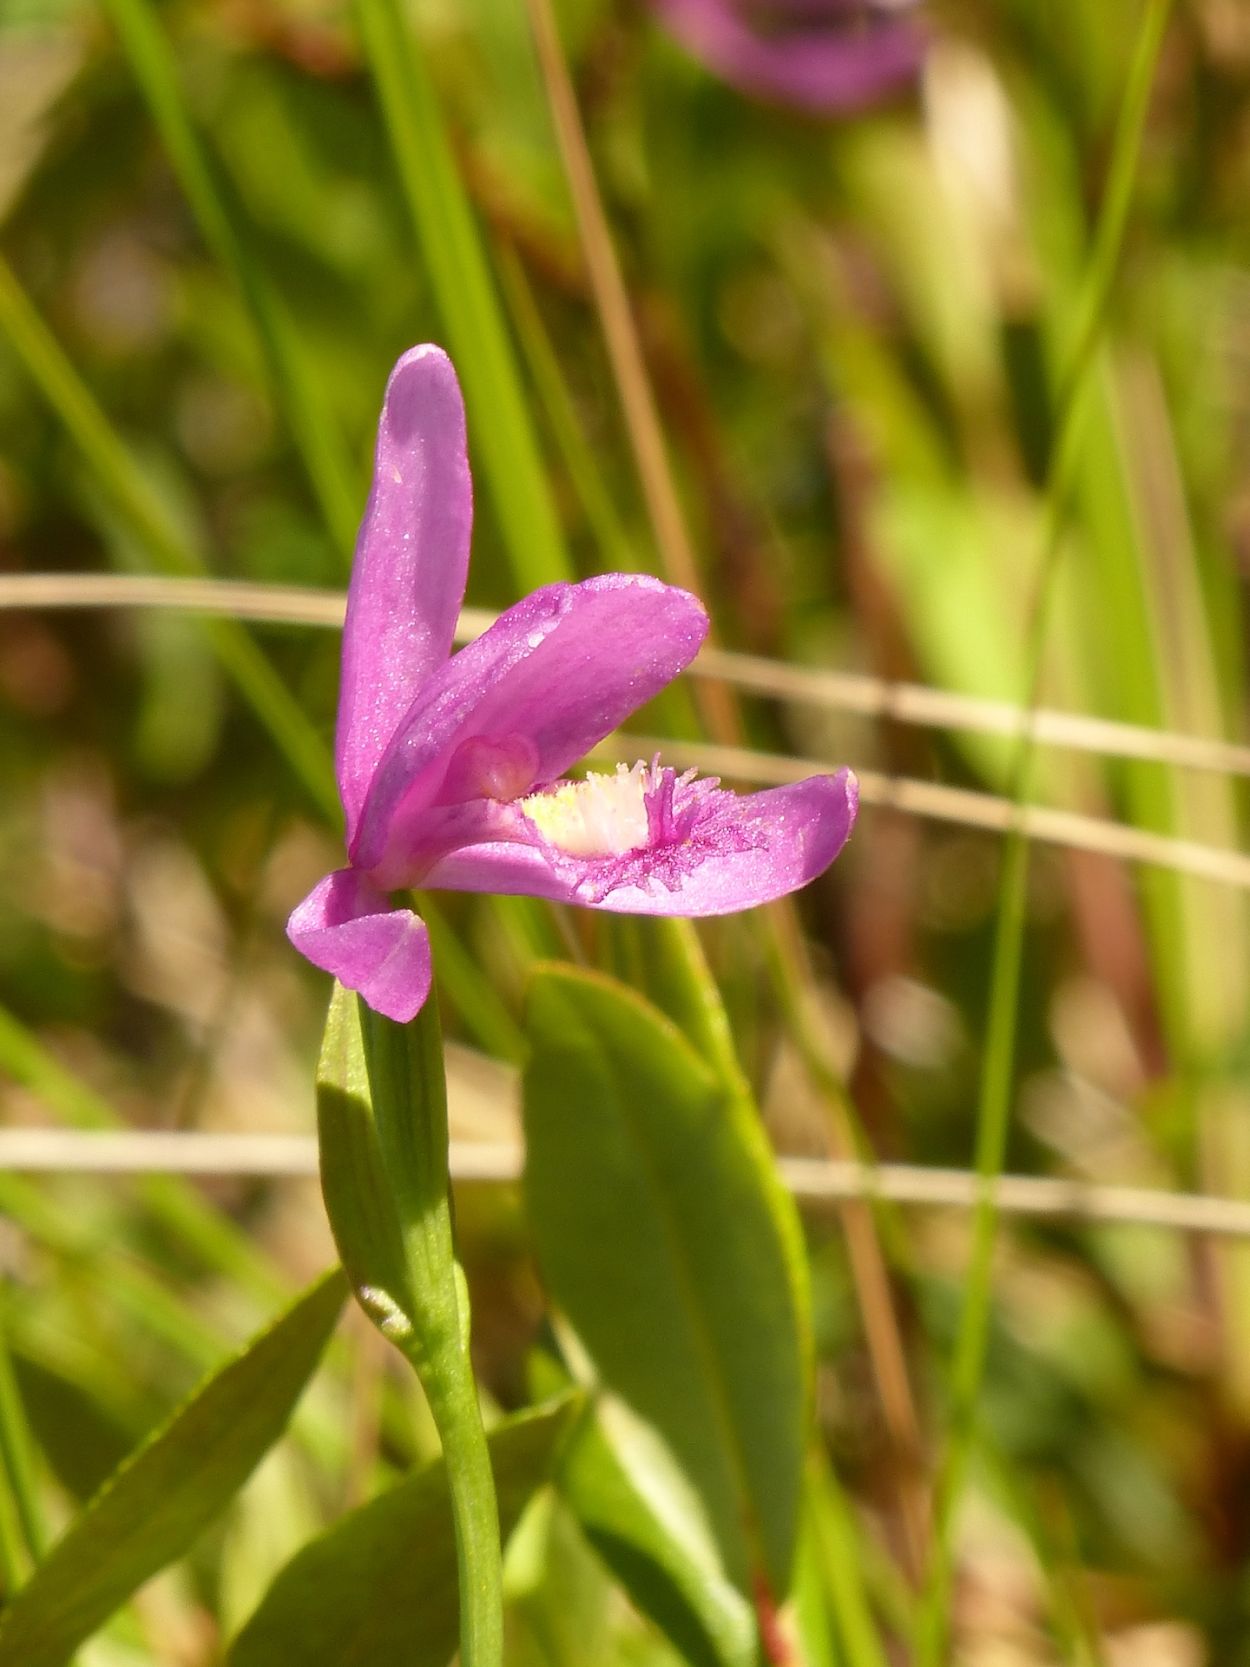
[{"x1": 520, "y1": 763, "x2": 652, "y2": 857}]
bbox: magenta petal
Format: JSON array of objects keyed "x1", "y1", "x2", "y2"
[
  {"x1": 287, "y1": 868, "x2": 433, "y2": 1023},
  {"x1": 354, "y1": 575, "x2": 708, "y2": 879},
  {"x1": 336, "y1": 346, "x2": 473, "y2": 846},
  {"x1": 423, "y1": 770, "x2": 858, "y2": 914}
]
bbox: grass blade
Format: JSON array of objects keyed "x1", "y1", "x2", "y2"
[
  {"x1": 497, "y1": 246, "x2": 636, "y2": 571},
  {"x1": 0, "y1": 1305, "x2": 44, "y2": 1574},
  {"x1": 916, "y1": 2, "x2": 1176, "y2": 1656},
  {"x1": 0, "y1": 255, "x2": 337, "y2": 818},
  {"x1": 0, "y1": 1272, "x2": 345, "y2": 1667},
  {"x1": 0, "y1": 1001, "x2": 283, "y2": 1303},
  {"x1": 521, "y1": 0, "x2": 740, "y2": 743},
  {"x1": 99, "y1": 0, "x2": 362, "y2": 558},
  {"x1": 355, "y1": 0, "x2": 573, "y2": 592}
]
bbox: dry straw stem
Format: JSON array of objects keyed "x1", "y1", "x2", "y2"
[
  {"x1": 521, "y1": 0, "x2": 701, "y2": 596},
  {"x1": 614, "y1": 737, "x2": 1250, "y2": 891},
  {"x1": 5, "y1": 573, "x2": 1249, "y2": 783},
  {"x1": 5, "y1": 571, "x2": 1250, "y2": 882},
  {"x1": 4, "y1": 1129, "x2": 1250, "y2": 1240},
  {"x1": 521, "y1": 0, "x2": 740, "y2": 745}
]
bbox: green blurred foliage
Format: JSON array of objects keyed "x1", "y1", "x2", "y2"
[{"x1": 3, "y1": 0, "x2": 1250, "y2": 1658}]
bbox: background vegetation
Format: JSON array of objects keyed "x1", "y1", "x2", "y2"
[{"x1": 3, "y1": 0, "x2": 1250, "y2": 1660}]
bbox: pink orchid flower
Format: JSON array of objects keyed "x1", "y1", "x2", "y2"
[
  {"x1": 652, "y1": 0, "x2": 927, "y2": 115},
  {"x1": 288, "y1": 346, "x2": 858, "y2": 1022}
]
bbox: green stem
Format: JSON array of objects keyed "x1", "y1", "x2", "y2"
[
  {"x1": 359, "y1": 997, "x2": 503, "y2": 1667},
  {"x1": 422, "y1": 1351, "x2": 504, "y2": 1667}
]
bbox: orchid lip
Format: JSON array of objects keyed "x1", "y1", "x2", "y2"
[
  {"x1": 519, "y1": 762, "x2": 659, "y2": 859},
  {"x1": 513, "y1": 758, "x2": 765, "y2": 905}
]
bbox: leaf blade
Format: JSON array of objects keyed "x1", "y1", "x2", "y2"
[
  {"x1": 227, "y1": 1396, "x2": 580, "y2": 1667},
  {"x1": 558, "y1": 1392, "x2": 756, "y2": 1667},
  {"x1": 522, "y1": 965, "x2": 809, "y2": 1593},
  {"x1": 0, "y1": 1272, "x2": 346, "y2": 1667}
]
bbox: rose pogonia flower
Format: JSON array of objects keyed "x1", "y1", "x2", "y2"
[
  {"x1": 651, "y1": 0, "x2": 926, "y2": 114},
  {"x1": 288, "y1": 345, "x2": 857, "y2": 1022}
]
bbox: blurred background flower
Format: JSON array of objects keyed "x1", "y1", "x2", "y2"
[{"x1": 648, "y1": 0, "x2": 928, "y2": 112}]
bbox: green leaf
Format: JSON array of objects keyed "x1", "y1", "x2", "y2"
[
  {"x1": 504, "y1": 1487, "x2": 618, "y2": 1667},
  {"x1": 559, "y1": 1392, "x2": 756, "y2": 1667},
  {"x1": 9, "y1": 1354, "x2": 134, "y2": 1507},
  {"x1": 226, "y1": 1396, "x2": 580, "y2": 1667},
  {"x1": 522, "y1": 965, "x2": 810, "y2": 1595},
  {"x1": 0, "y1": 1271, "x2": 346, "y2": 1667}
]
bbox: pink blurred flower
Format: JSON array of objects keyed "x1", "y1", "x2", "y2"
[
  {"x1": 288, "y1": 346, "x2": 857, "y2": 1022},
  {"x1": 651, "y1": 0, "x2": 926, "y2": 113}
]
